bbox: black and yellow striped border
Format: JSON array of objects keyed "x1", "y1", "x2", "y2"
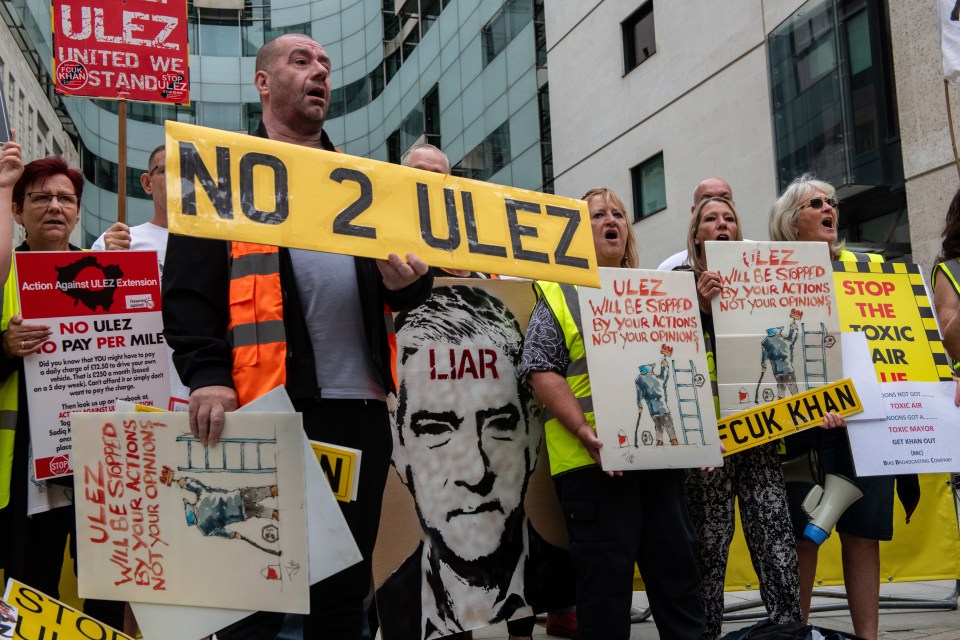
[{"x1": 833, "y1": 261, "x2": 953, "y2": 381}]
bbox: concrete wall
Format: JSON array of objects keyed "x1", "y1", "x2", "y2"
[
  {"x1": 889, "y1": 0, "x2": 959, "y2": 274},
  {"x1": 0, "y1": 14, "x2": 81, "y2": 247},
  {"x1": 545, "y1": 0, "x2": 806, "y2": 268}
]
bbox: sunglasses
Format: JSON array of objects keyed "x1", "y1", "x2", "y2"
[{"x1": 799, "y1": 197, "x2": 838, "y2": 210}]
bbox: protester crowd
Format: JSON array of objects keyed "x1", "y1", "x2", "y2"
[{"x1": 1, "y1": 32, "x2": 959, "y2": 640}]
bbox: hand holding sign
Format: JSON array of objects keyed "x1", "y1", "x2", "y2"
[
  {"x1": 100, "y1": 221, "x2": 133, "y2": 251},
  {"x1": 376, "y1": 252, "x2": 429, "y2": 291},
  {"x1": 188, "y1": 383, "x2": 238, "y2": 446},
  {"x1": 2, "y1": 315, "x2": 52, "y2": 359}
]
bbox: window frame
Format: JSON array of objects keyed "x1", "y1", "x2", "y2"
[{"x1": 630, "y1": 151, "x2": 667, "y2": 221}]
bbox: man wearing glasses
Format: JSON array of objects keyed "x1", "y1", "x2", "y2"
[
  {"x1": 91, "y1": 144, "x2": 169, "y2": 275},
  {"x1": 91, "y1": 144, "x2": 190, "y2": 406}
]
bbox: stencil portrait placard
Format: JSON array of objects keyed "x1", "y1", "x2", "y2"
[{"x1": 373, "y1": 279, "x2": 575, "y2": 640}]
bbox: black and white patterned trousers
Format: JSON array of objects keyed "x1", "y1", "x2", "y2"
[{"x1": 684, "y1": 443, "x2": 802, "y2": 639}]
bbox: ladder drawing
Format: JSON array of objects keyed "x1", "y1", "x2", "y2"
[
  {"x1": 800, "y1": 322, "x2": 828, "y2": 388},
  {"x1": 176, "y1": 434, "x2": 277, "y2": 474},
  {"x1": 671, "y1": 359, "x2": 705, "y2": 445}
]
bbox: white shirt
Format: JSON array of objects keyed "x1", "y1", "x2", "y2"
[
  {"x1": 92, "y1": 222, "x2": 169, "y2": 277},
  {"x1": 657, "y1": 249, "x2": 690, "y2": 271},
  {"x1": 91, "y1": 222, "x2": 188, "y2": 406}
]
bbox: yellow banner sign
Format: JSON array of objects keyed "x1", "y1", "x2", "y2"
[
  {"x1": 832, "y1": 262, "x2": 953, "y2": 382},
  {"x1": 310, "y1": 441, "x2": 360, "y2": 503},
  {"x1": 165, "y1": 122, "x2": 600, "y2": 287},
  {"x1": 719, "y1": 378, "x2": 862, "y2": 456},
  {"x1": 2, "y1": 579, "x2": 133, "y2": 640}
]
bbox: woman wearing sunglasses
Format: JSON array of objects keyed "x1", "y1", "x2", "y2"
[{"x1": 768, "y1": 174, "x2": 888, "y2": 640}]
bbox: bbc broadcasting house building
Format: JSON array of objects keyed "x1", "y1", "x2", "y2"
[
  {"x1": 1, "y1": 0, "x2": 956, "y2": 272},
  {"x1": 546, "y1": 0, "x2": 958, "y2": 273},
  {"x1": 0, "y1": 0, "x2": 553, "y2": 247}
]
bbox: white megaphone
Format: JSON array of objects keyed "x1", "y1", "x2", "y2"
[
  {"x1": 781, "y1": 449, "x2": 822, "y2": 486},
  {"x1": 800, "y1": 473, "x2": 863, "y2": 545}
]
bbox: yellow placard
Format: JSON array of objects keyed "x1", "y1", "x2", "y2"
[
  {"x1": 165, "y1": 122, "x2": 600, "y2": 287},
  {"x1": 2, "y1": 579, "x2": 133, "y2": 640},
  {"x1": 832, "y1": 262, "x2": 953, "y2": 382},
  {"x1": 310, "y1": 441, "x2": 360, "y2": 503},
  {"x1": 718, "y1": 378, "x2": 862, "y2": 456}
]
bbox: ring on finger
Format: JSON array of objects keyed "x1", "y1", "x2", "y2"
[{"x1": 19, "y1": 341, "x2": 24, "y2": 350}]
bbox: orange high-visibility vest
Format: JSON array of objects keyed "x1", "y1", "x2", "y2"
[{"x1": 229, "y1": 242, "x2": 286, "y2": 406}]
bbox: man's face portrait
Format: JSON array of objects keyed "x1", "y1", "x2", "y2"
[
  {"x1": 390, "y1": 286, "x2": 539, "y2": 563},
  {"x1": 256, "y1": 35, "x2": 332, "y2": 128}
]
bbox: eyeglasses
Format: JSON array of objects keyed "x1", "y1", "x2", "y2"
[
  {"x1": 148, "y1": 164, "x2": 166, "y2": 176},
  {"x1": 799, "y1": 197, "x2": 838, "y2": 210},
  {"x1": 27, "y1": 192, "x2": 79, "y2": 207}
]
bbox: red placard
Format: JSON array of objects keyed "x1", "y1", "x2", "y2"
[
  {"x1": 16, "y1": 250, "x2": 162, "y2": 320},
  {"x1": 52, "y1": 0, "x2": 190, "y2": 105}
]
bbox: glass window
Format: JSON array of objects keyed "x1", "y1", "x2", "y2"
[
  {"x1": 201, "y1": 102, "x2": 243, "y2": 131},
  {"x1": 387, "y1": 129, "x2": 402, "y2": 164},
  {"x1": 631, "y1": 152, "x2": 666, "y2": 221},
  {"x1": 246, "y1": 102, "x2": 263, "y2": 134},
  {"x1": 344, "y1": 76, "x2": 369, "y2": 112},
  {"x1": 480, "y1": 0, "x2": 532, "y2": 69},
  {"x1": 622, "y1": 2, "x2": 656, "y2": 73},
  {"x1": 452, "y1": 121, "x2": 511, "y2": 181},
  {"x1": 197, "y1": 9, "x2": 241, "y2": 57},
  {"x1": 424, "y1": 85, "x2": 440, "y2": 137}
]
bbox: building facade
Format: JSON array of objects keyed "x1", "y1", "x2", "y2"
[
  {"x1": 545, "y1": 0, "x2": 932, "y2": 270},
  {"x1": 0, "y1": 1, "x2": 81, "y2": 247},
  {"x1": 2, "y1": 0, "x2": 553, "y2": 247}
]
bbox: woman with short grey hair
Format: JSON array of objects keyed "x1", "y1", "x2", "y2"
[
  {"x1": 768, "y1": 174, "x2": 848, "y2": 260},
  {"x1": 770, "y1": 173, "x2": 891, "y2": 640}
]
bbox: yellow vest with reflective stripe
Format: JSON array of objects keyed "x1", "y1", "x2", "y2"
[
  {"x1": 0, "y1": 259, "x2": 20, "y2": 510},
  {"x1": 837, "y1": 249, "x2": 883, "y2": 263},
  {"x1": 932, "y1": 259, "x2": 960, "y2": 374},
  {"x1": 535, "y1": 281, "x2": 597, "y2": 476}
]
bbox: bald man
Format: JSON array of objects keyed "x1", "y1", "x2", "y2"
[
  {"x1": 162, "y1": 34, "x2": 433, "y2": 639},
  {"x1": 657, "y1": 178, "x2": 734, "y2": 271}
]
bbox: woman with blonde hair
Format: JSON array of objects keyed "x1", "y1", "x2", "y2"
[
  {"x1": 679, "y1": 196, "x2": 802, "y2": 639},
  {"x1": 520, "y1": 186, "x2": 704, "y2": 640}
]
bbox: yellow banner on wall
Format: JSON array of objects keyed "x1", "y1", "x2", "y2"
[
  {"x1": 832, "y1": 262, "x2": 953, "y2": 382},
  {"x1": 718, "y1": 378, "x2": 863, "y2": 456},
  {"x1": 165, "y1": 122, "x2": 600, "y2": 287}
]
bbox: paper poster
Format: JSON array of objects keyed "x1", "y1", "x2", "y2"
[
  {"x1": 52, "y1": 0, "x2": 190, "y2": 104},
  {"x1": 2, "y1": 579, "x2": 132, "y2": 640},
  {"x1": 833, "y1": 262, "x2": 959, "y2": 472},
  {"x1": 0, "y1": 596, "x2": 15, "y2": 639},
  {"x1": 840, "y1": 332, "x2": 885, "y2": 421},
  {"x1": 71, "y1": 411, "x2": 309, "y2": 613},
  {"x1": 130, "y1": 387, "x2": 360, "y2": 640},
  {"x1": 15, "y1": 250, "x2": 169, "y2": 480},
  {"x1": 845, "y1": 381, "x2": 960, "y2": 476},
  {"x1": 709, "y1": 241, "x2": 842, "y2": 416},
  {"x1": 165, "y1": 122, "x2": 599, "y2": 286},
  {"x1": 578, "y1": 268, "x2": 722, "y2": 470},
  {"x1": 373, "y1": 279, "x2": 574, "y2": 640},
  {"x1": 718, "y1": 379, "x2": 863, "y2": 456}
]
